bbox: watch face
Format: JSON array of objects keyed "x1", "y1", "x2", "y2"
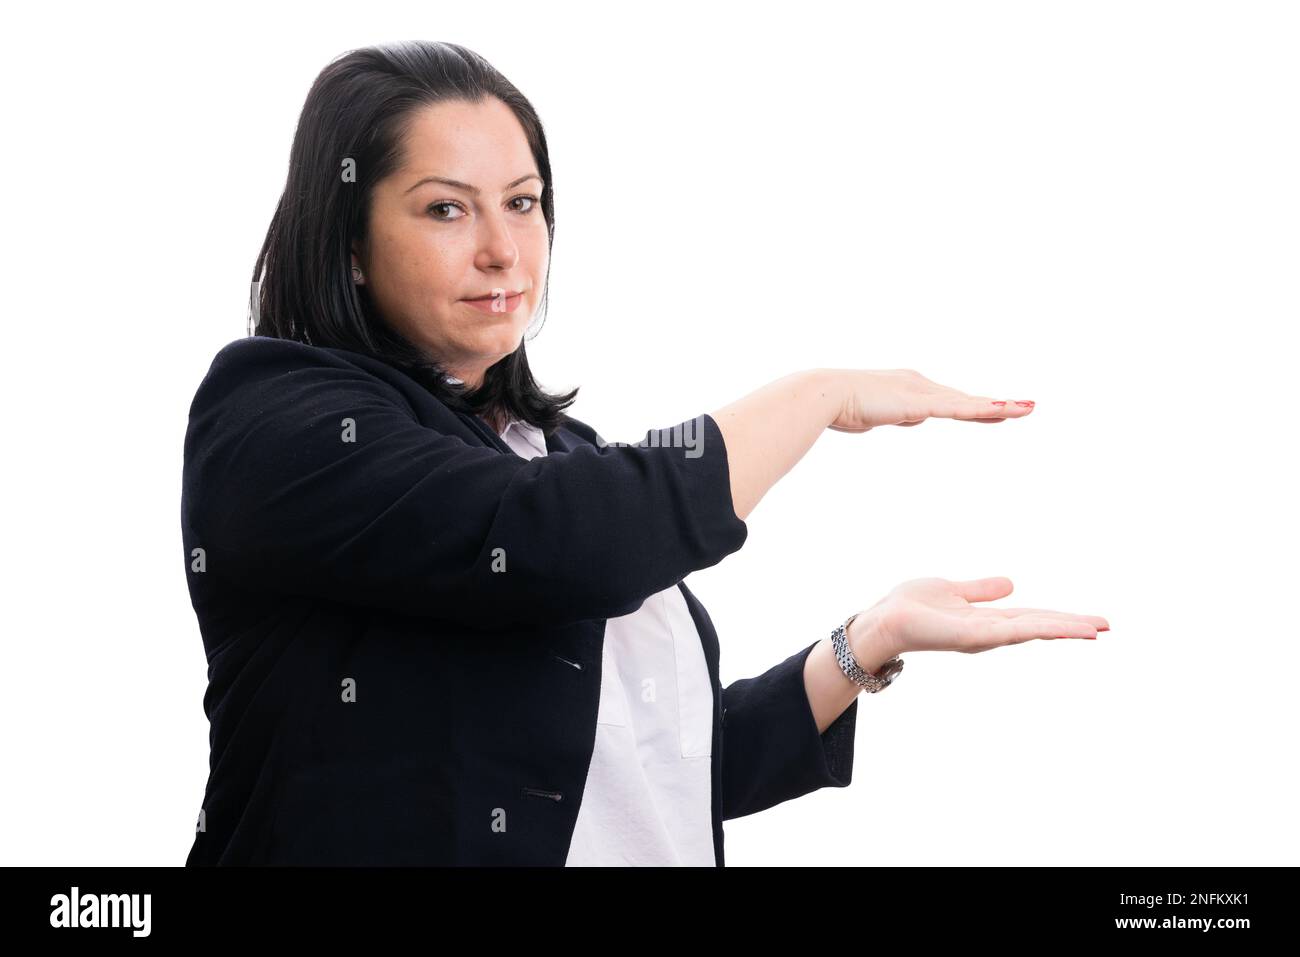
[{"x1": 877, "y1": 658, "x2": 904, "y2": 681}]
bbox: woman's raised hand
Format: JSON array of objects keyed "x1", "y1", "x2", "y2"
[
  {"x1": 852, "y1": 577, "x2": 1110, "y2": 662},
  {"x1": 825, "y1": 369, "x2": 1036, "y2": 433}
]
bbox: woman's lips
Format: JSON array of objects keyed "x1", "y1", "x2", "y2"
[{"x1": 460, "y1": 292, "x2": 523, "y2": 314}]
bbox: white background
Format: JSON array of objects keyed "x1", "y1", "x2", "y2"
[{"x1": 2, "y1": 0, "x2": 1296, "y2": 866}]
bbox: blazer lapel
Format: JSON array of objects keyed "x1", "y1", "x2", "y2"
[
  {"x1": 456, "y1": 411, "x2": 513, "y2": 454},
  {"x1": 544, "y1": 426, "x2": 572, "y2": 455}
]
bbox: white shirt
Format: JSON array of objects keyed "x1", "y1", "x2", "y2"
[{"x1": 497, "y1": 416, "x2": 717, "y2": 866}]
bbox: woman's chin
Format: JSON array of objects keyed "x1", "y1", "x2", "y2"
[{"x1": 483, "y1": 325, "x2": 527, "y2": 354}]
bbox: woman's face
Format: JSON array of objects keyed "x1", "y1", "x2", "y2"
[{"x1": 353, "y1": 97, "x2": 549, "y2": 388}]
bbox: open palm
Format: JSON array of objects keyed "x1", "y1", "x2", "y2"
[{"x1": 870, "y1": 576, "x2": 1109, "y2": 656}]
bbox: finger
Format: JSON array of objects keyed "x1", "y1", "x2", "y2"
[
  {"x1": 939, "y1": 398, "x2": 1035, "y2": 422},
  {"x1": 951, "y1": 576, "x2": 1014, "y2": 603},
  {"x1": 980, "y1": 607, "x2": 1110, "y2": 630},
  {"x1": 995, "y1": 615, "x2": 1098, "y2": 643}
]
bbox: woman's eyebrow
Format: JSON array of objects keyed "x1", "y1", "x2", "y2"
[{"x1": 405, "y1": 173, "x2": 543, "y2": 195}]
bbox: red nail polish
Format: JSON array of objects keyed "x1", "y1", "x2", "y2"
[{"x1": 1015, "y1": 401, "x2": 1033, "y2": 407}]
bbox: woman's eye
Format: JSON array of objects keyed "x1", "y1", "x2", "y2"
[
  {"x1": 510, "y1": 194, "x2": 541, "y2": 214},
  {"x1": 426, "y1": 201, "x2": 465, "y2": 222}
]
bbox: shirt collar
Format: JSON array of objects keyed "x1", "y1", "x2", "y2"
[{"x1": 500, "y1": 417, "x2": 548, "y2": 456}]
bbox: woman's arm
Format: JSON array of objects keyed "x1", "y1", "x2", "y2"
[
  {"x1": 712, "y1": 367, "x2": 1031, "y2": 521},
  {"x1": 710, "y1": 369, "x2": 843, "y2": 522},
  {"x1": 802, "y1": 613, "x2": 896, "y2": 734},
  {"x1": 183, "y1": 337, "x2": 749, "y2": 630}
]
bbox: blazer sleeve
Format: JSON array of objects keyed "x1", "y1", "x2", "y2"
[
  {"x1": 720, "y1": 640, "x2": 858, "y2": 821},
  {"x1": 182, "y1": 338, "x2": 748, "y2": 630}
]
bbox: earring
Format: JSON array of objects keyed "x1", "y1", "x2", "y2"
[{"x1": 351, "y1": 265, "x2": 364, "y2": 283}]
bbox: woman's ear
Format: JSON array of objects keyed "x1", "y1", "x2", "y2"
[{"x1": 350, "y1": 248, "x2": 366, "y2": 285}]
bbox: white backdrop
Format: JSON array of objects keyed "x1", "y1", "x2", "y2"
[{"x1": 2, "y1": 0, "x2": 1296, "y2": 866}]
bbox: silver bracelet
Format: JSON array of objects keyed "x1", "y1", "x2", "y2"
[{"x1": 831, "y1": 613, "x2": 904, "y2": 693}]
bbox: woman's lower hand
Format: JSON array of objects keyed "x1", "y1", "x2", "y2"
[
  {"x1": 823, "y1": 368, "x2": 1035, "y2": 433},
  {"x1": 849, "y1": 576, "x2": 1109, "y2": 665}
]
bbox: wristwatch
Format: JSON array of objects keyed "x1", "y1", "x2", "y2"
[{"x1": 832, "y1": 613, "x2": 904, "y2": 692}]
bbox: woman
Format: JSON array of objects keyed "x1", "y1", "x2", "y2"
[{"x1": 182, "y1": 41, "x2": 1108, "y2": 866}]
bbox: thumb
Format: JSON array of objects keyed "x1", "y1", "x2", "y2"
[{"x1": 952, "y1": 576, "x2": 1014, "y2": 603}]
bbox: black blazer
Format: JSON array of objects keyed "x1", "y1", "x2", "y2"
[{"x1": 182, "y1": 336, "x2": 859, "y2": 865}]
